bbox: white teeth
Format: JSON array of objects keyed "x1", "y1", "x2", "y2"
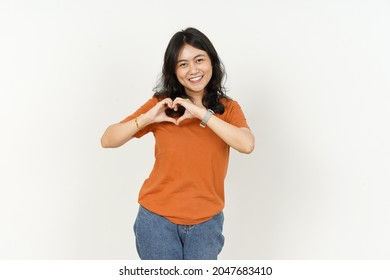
[{"x1": 190, "y1": 76, "x2": 202, "y2": 81}]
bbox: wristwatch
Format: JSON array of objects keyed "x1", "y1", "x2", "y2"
[{"x1": 200, "y1": 109, "x2": 215, "y2": 128}]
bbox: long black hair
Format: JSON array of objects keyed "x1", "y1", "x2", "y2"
[{"x1": 154, "y1": 27, "x2": 228, "y2": 116}]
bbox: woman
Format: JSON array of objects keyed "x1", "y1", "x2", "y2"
[{"x1": 101, "y1": 27, "x2": 254, "y2": 260}]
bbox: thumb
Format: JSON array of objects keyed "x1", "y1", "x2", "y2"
[
  {"x1": 164, "y1": 117, "x2": 178, "y2": 125},
  {"x1": 176, "y1": 115, "x2": 188, "y2": 125}
]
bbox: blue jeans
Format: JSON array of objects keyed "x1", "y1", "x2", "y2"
[{"x1": 133, "y1": 206, "x2": 225, "y2": 260}]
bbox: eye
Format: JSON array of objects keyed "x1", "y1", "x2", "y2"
[
  {"x1": 196, "y1": 58, "x2": 204, "y2": 63},
  {"x1": 178, "y1": 62, "x2": 187, "y2": 68}
]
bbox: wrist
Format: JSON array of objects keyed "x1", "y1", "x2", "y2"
[
  {"x1": 197, "y1": 108, "x2": 208, "y2": 120},
  {"x1": 136, "y1": 114, "x2": 152, "y2": 129}
]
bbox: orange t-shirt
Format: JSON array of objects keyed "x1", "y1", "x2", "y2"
[{"x1": 120, "y1": 97, "x2": 249, "y2": 225}]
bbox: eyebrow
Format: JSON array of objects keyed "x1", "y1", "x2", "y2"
[{"x1": 177, "y1": 54, "x2": 206, "y2": 64}]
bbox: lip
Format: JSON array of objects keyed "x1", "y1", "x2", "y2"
[{"x1": 188, "y1": 75, "x2": 203, "y2": 83}]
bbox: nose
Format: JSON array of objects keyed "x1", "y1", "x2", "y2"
[{"x1": 188, "y1": 62, "x2": 198, "y2": 74}]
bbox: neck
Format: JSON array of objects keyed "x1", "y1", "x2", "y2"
[
  {"x1": 189, "y1": 95, "x2": 204, "y2": 108},
  {"x1": 187, "y1": 91, "x2": 204, "y2": 103}
]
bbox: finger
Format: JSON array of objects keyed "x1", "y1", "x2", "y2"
[
  {"x1": 157, "y1": 100, "x2": 167, "y2": 109},
  {"x1": 162, "y1": 98, "x2": 174, "y2": 108},
  {"x1": 176, "y1": 117, "x2": 184, "y2": 125},
  {"x1": 173, "y1": 98, "x2": 185, "y2": 108},
  {"x1": 164, "y1": 117, "x2": 178, "y2": 125},
  {"x1": 176, "y1": 114, "x2": 189, "y2": 125}
]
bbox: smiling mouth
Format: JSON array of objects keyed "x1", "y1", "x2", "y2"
[{"x1": 189, "y1": 76, "x2": 202, "y2": 82}]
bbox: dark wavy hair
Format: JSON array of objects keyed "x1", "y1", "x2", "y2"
[{"x1": 154, "y1": 27, "x2": 228, "y2": 116}]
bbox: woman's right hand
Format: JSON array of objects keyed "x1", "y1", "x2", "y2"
[{"x1": 144, "y1": 98, "x2": 178, "y2": 125}]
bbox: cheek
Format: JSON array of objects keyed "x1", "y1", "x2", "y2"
[
  {"x1": 175, "y1": 74, "x2": 184, "y2": 84},
  {"x1": 175, "y1": 69, "x2": 185, "y2": 80},
  {"x1": 204, "y1": 67, "x2": 213, "y2": 79},
  {"x1": 202, "y1": 63, "x2": 213, "y2": 75}
]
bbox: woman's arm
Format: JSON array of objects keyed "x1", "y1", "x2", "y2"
[
  {"x1": 101, "y1": 98, "x2": 177, "y2": 148},
  {"x1": 100, "y1": 113, "x2": 150, "y2": 148},
  {"x1": 204, "y1": 114, "x2": 255, "y2": 154},
  {"x1": 173, "y1": 98, "x2": 255, "y2": 154}
]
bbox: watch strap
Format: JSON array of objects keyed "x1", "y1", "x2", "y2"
[{"x1": 200, "y1": 109, "x2": 215, "y2": 128}]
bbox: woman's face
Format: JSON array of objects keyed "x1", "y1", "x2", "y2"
[{"x1": 175, "y1": 44, "x2": 213, "y2": 97}]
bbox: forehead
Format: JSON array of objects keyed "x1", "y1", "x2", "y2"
[{"x1": 177, "y1": 44, "x2": 208, "y2": 60}]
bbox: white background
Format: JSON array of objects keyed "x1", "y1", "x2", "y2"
[{"x1": 1, "y1": 0, "x2": 389, "y2": 259}]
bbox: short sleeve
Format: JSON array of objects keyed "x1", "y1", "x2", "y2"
[
  {"x1": 119, "y1": 97, "x2": 158, "y2": 138},
  {"x1": 221, "y1": 99, "x2": 250, "y2": 129}
]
